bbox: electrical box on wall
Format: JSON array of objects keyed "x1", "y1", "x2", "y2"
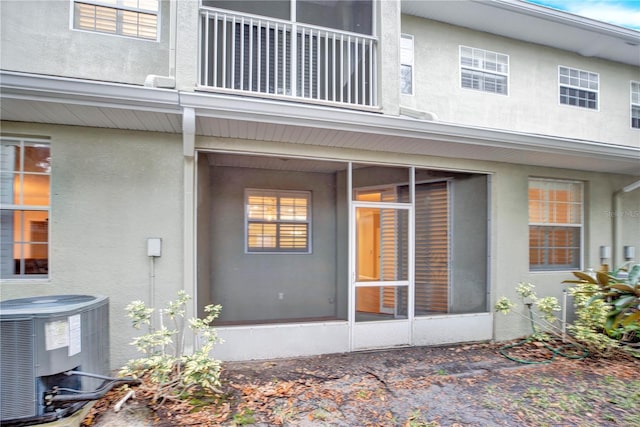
[{"x1": 147, "y1": 238, "x2": 162, "y2": 257}]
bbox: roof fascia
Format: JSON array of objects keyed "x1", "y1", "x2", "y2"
[
  {"x1": 0, "y1": 71, "x2": 181, "y2": 114},
  {"x1": 180, "y1": 91, "x2": 640, "y2": 162},
  {"x1": 488, "y1": 0, "x2": 640, "y2": 43}
]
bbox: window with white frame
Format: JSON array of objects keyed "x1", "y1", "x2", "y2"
[
  {"x1": 631, "y1": 81, "x2": 640, "y2": 129},
  {"x1": 528, "y1": 178, "x2": 583, "y2": 271},
  {"x1": 400, "y1": 34, "x2": 414, "y2": 95},
  {"x1": 460, "y1": 46, "x2": 508, "y2": 95},
  {"x1": 0, "y1": 138, "x2": 51, "y2": 278},
  {"x1": 559, "y1": 66, "x2": 598, "y2": 110},
  {"x1": 73, "y1": 0, "x2": 159, "y2": 40},
  {"x1": 246, "y1": 189, "x2": 311, "y2": 253}
]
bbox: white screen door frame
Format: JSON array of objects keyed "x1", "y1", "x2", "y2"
[{"x1": 350, "y1": 200, "x2": 414, "y2": 350}]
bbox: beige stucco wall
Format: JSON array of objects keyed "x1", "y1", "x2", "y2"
[
  {"x1": 400, "y1": 15, "x2": 640, "y2": 148},
  {"x1": 1, "y1": 122, "x2": 638, "y2": 365},
  {"x1": 1, "y1": 121, "x2": 184, "y2": 368},
  {"x1": 0, "y1": 0, "x2": 171, "y2": 85}
]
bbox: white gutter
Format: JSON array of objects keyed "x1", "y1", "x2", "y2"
[
  {"x1": 179, "y1": 91, "x2": 640, "y2": 161},
  {"x1": 613, "y1": 179, "x2": 640, "y2": 266},
  {"x1": 1, "y1": 70, "x2": 180, "y2": 112}
]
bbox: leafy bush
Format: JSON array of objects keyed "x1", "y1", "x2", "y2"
[
  {"x1": 120, "y1": 291, "x2": 223, "y2": 405},
  {"x1": 495, "y1": 264, "x2": 640, "y2": 358},
  {"x1": 495, "y1": 282, "x2": 561, "y2": 339},
  {"x1": 563, "y1": 263, "x2": 640, "y2": 351}
]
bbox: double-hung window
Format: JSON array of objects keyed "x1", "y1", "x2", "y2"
[
  {"x1": 0, "y1": 138, "x2": 51, "y2": 279},
  {"x1": 528, "y1": 178, "x2": 583, "y2": 271},
  {"x1": 73, "y1": 0, "x2": 159, "y2": 40},
  {"x1": 400, "y1": 34, "x2": 414, "y2": 95},
  {"x1": 559, "y1": 66, "x2": 598, "y2": 110},
  {"x1": 631, "y1": 81, "x2": 640, "y2": 129},
  {"x1": 246, "y1": 189, "x2": 311, "y2": 253},
  {"x1": 460, "y1": 46, "x2": 508, "y2": 95}
]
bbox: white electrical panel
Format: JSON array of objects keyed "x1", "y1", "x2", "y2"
[{"x1": 147, "y1": 238, "x2": 162, "y2": 257}]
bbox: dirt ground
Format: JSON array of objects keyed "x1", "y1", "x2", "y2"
[{"x1": 85, "y1": 342, "x2": 640, "y2": 426}]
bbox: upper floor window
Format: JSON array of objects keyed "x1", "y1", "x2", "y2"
[
  {"x1": 245, "y1": 189, "x2": 311, "y2": 253},
  {"x1": 559, "y1": 66, "x2": 598, "y2": 110},
  {"x1": 400, "y1": 34, "x2": 414, "y2": 95},
  {"x1": 460, "y1": 46, "x2": 508, "y2": 95},
  {"x1": 73, "y1": 0, "x2": 159, "y2": 40},
  {"x1": 631, "y1": 81, "x2": 640, "y2": 129},
  {"x1": 0, "y1": 138, "x2": 51, "y2": 279},
  {"x1": 528, "y1": 178, "x2": 582, "y2": 272}
]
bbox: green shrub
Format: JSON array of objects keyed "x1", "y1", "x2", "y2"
[
  {"x1": 120, "y1": 291, "x2": 223, "y2": 404},
  {"x1": 563, "y1": 263, "x2": 639, "y2": 351},
  {"x1": 495, "y1": 264, "x2": 640, "y2": 358}
]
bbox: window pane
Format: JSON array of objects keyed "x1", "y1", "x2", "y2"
[
  {"x1": 632, "y1": 82, "x2": 640, "y2": 104},
  {"x1": 23, "y1": 145, "x2": 50, "y2": 173},
  {"x1": 400, "y1": 65, "x2": 413, "y2": 95},
  {"x1": 632, "y1": 105, "x2": 640, "y2": 128},
  {"x1": 204, "y1": 0, "x2": 290, "y2": 20},
  {"x1": 248, "y1": 223, "x2": 277, "y2": 249},
  {"x1": 297, "y1": 0, "x2": 372, "y2": 35},
  {"x1": 0, "y1": 210, "x2": 49, "y2": 277},
  {"x1": 279, "y1": 223, "x2": 308, "y2": 249},
  {"x1": 95, "y1": 5, "x2": 118, "y2": 32},
  {"x1": 0, "y1": 142, "x2": 20, "y2": 172},
  {"x1": 355, "y1": 285, "x2": 408, "y2": 321},
  {"x1": 247, "y1": 195, "x2": 277, "y2": 220},
  {"x1": 529, "y1": 226, "x2": 580, "y2": 270},
  {"x1": 352, "y1": 165, "x2": 411, "y2": 202},
  {"x1": 280, "y1": 197, "x2": 307, "y2": 220},
  {"x1": 355, "y1": 207, "x2": 408, "y2": 281}
]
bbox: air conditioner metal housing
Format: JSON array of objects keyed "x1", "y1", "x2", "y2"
[{"x1": 0, "y1": 295, "x2": 109, "y2": 423}]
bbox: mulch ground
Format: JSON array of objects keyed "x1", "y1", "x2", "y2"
[{"x1": 84, "y1": 342, "x2": 640, "y2": 426}]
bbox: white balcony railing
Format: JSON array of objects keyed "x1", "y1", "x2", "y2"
[{"x1": 199, "y1": 8, "x2": 377, "y2": 107}]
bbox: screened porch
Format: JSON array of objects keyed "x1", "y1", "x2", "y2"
[{"x1": 196, "y1": 153, "x2": 489, "y2": 327}]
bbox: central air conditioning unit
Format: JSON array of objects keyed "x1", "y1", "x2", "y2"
[{"x1": 0, "y1": 295, "x2": 110, "y2": 425}]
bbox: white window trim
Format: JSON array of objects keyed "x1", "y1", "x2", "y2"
[
  {"x1": 528, "y1": 178, "x2": 584, "y2": 272},
  {"x1": 244, "y1": 188, "x2": 312, "y2": 254},
  {"x1": 558, "y1": 65, "x2": 599, "y2": 111},
  {"x1": 0, "y1": 137, "x2": 51, "y2": 280},
  {"x1": 459, "y1": 45, "x2": 509, "y2": 96},
  {"x1": 631, "y1": 80, "x2": 640, "y2": 130},
  {"x1": 70, "y1": 0, "x2": 160, "y2": 42},
  {"x1": 400, "y1": 34, "x2": 414, "y2": 96}
]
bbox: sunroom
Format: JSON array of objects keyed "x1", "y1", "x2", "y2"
[{"x1": 196, "y1": 152, "x2": 491, "y2": 360}]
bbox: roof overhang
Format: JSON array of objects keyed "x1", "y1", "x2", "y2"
[
  {"x1": 402, "y1": 0, "x2": 640, "y2": 67},
  {"x1": 1, "y1": 71, "x2": 639, "y2": 175}
]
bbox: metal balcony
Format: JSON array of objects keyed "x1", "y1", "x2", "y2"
[{"x1": 199, "y1": 7, "x2": 377, "y2": 108}]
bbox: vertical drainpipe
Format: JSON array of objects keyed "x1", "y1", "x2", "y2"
[{"x1": 183, "y1": 107, "x2": 196, "y2": 352}]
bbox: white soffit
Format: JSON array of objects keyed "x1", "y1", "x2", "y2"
[
  {"x1": 185, "y1": 92, "x2": 640, "y2": 175},
  {"x1": 402, "y1": 0, "x2": 640, "y2": 67},
  {"x1": 2, "y1": 72, "x2": 639, "y2": 175}
]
